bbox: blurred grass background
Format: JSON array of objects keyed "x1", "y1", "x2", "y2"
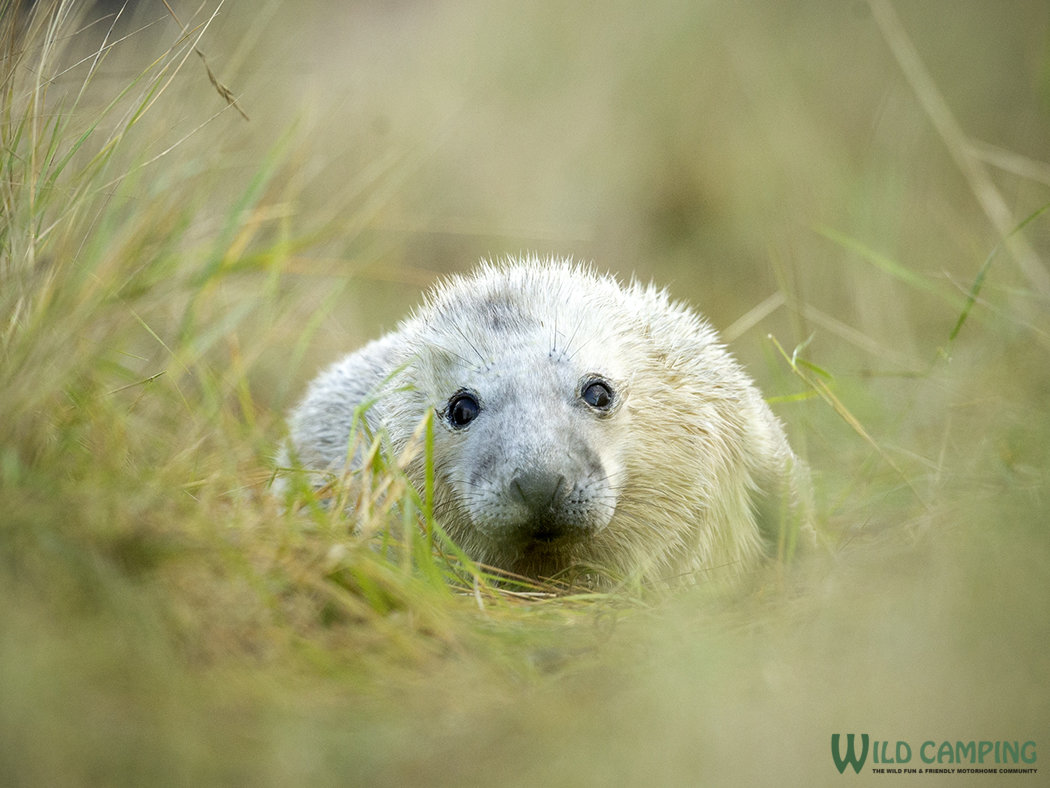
[{"x1": 2, "y1": 0, "x2": 1048, "y2": 784}]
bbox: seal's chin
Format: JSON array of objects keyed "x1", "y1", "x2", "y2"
[
  {"x1": 502, "y1": 543, "x2": 588, "y2": 583},
  {"x1": 489, "y1": 524, "x2": 603, "y2": 583},
  {"x1": 461, "y1": 505, "x2": 616, "y2": 582}
]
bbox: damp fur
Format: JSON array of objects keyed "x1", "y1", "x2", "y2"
[{"x1": 279, "y1": 256, "x2": 810, "y2": 585}]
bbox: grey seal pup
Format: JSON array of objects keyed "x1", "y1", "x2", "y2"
[{"x1": 281, "y1": 256, "x2": 808, "y2": 584}]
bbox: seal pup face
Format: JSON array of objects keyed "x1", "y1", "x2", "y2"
[
  {"x1": 399, "y1": 266, "x2": 633, "y2": 580},
  {"x1": 433, "y1": 350, "x2": 628, "y2": 578}
]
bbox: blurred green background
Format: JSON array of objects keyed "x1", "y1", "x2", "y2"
[{"x1": 2, "y1": 1, "x2": 1048, "y2": 785}]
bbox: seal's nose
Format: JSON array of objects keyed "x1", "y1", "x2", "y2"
[
  {"x1": 510, "y1": 470, "x2": 574, "y2": 541},
  {"x1": 511, "y1": 469, "x2": 566, "y2": 516}
]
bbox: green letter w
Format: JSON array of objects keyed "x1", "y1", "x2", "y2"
[{"x1": 831, "y1": 734, "x2": 870, "y2": 774}]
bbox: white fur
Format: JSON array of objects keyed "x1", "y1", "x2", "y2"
[{"x1": 281, "y1": 256, "x2": 808, "y2": 584}]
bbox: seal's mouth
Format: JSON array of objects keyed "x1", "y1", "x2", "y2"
[
  {"x1": 512, "y1": 514, "x2": 587, "y2": 548},
  {"x1": 528, "y1": 525, "x2": 566, "y2": 544},
  {"x1": 516, "y1": 520, "x2": 594, "y2": 571},
  {"x1": 467, "y1": 507, "x2": 612, "y2": 581}
]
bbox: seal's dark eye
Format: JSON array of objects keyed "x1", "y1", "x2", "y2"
[
  {"x1": 447, "y1": 392, "x2": 480, "y2": 428},
  {"x1": 581, "y1": 379, "x2": 614, "y2": 410}
]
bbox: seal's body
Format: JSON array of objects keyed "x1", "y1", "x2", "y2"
[{"x1": 283, "y1": 258, "x2": 807, "y2": 583}]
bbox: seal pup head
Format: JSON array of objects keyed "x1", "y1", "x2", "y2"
[
  {"x1": 283, "y1": 255, "x2": 805, "y2": 584},
  {"x1": 387, "y1": 261, "x2": 634, "y2": 580},
  {"x1": 377, "y1": 257, "x2": 789, "y2": 583}
]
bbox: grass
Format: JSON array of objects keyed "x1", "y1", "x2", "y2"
[{"x1": 2, "y1": 1, "x2": 1049, "y2": 785}]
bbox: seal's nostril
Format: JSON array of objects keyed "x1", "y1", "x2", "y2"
[
  {"x1": 511, "y1": 470, "x2": 566, "y2": 513},
  {"x1": 510, "y1": 471, "x2": 576, "y2": 543}
]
